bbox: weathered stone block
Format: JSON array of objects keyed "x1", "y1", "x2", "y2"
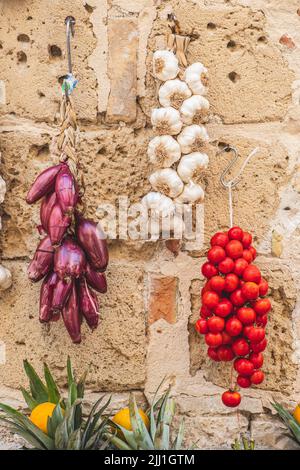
[
  {"x1": 106, "y1": 19, "x2": 138, "y2": 123},
  {"x1": 148, "y1": 275, "x2": 178, "y2": 324},
  {"x1": 0, "y1": 260, "x2": 146, "y2": 391}
]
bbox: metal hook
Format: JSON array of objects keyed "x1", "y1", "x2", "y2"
[
  {"x1": 65, "y1": 16, "x2": 75, "y2": 75},
  {"x1": 218, "y1": 145, "x2": 259, "y2": 189}
]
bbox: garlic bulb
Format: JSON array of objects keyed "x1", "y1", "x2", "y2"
[
  {"x1": 152, "y1": 50, "x2": 179, "y2": 81},
  {"x1": 175, "y1": 181, "x2": 205, "y2": 204},
  {"x1": 149, "y1": 169, "x2": 184, "y2": 198},
  {"x1": 159, "y1": 79, "x2": 192, "y2": 109},
  {"x1": 0, "y1": 176, "x2": 6, "y2": 204},
  {"x1": 141, "y1": 191, "x2": 175, "y2": 217},
  {"x1": 0, "y1": 265, "x2": 12, "y2": 290},
  {"x1": 177, "y1": 152, "x2": 209, "y2": 183},
  {"x1": 177, "y1": 124, "x2": 209, "y2": 154},
  {"x1": 147, "y1": 135, "x2": 181, "y2": 168},
  {"x1": 184, "y1": 62, "x2": 208, "y2": 95},
  {"x1": 151, "y1": 107, "x2": 183, "y2": 136},
  {"x1": 180, "y1": 95, "x2": 209, "y2": 125}
]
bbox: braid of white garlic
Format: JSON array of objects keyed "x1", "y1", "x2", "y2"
[{"x1": 0, "y1": 163, "x2": 12, "y2": 291}]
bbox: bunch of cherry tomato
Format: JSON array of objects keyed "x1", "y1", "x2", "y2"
[{"x1": 195, "y1": 226, "x2": 271, "y2": 407}]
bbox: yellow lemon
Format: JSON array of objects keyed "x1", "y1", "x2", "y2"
[
  {"x1": 112, "y1": 408, "x2": 150, "y2": 432},
  {"x1": 293, "y1": 404, "x2": 300, "y2": 425},
  {"x1": 29, "y1": 402, "x2": 57, "y2": 434}
]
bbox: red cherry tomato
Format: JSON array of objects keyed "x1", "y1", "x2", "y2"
[
  {"x1": 234, "y1": 258, "x2": 248, "y2": 276},
  {"x1": 249, "y1": 352, "x2": 264, "y2": 369},
  {"x1": 207, "y1": 316, "x2": 225, "y2": 333},
  {"x1": 224, "y1": 273, "x2": 239, "y2": 292},
  {"x1": 246, "y1": 326, "x2": 265, "y2": 343},
  {"x1": 242, "y1": 249, "x2": 253, "y2": 263},
  {"x1": 256, "y1": 314, "x2": 268, "y2": 327},
  {"x1": 222, "y1": 390, "x2": 241, "y2": 407},
  {"x1": 210, "y1": 232, "x2": 229, "y2": 248},
  {"x1": 259, "y1": 278, "x2": 269, "y2": 296},
  {"x1": 237, "y1": 307, "x2": 256, "y2": 325},
  {"x1": 249, "y1": 246, "x2": 257, "y2": 259},
  {"x1": 243, "y1": 265, "x2": 261, "y2": 284},
  {"x1": 218, "y1": 257, "x2": 235, "y2": 274},
  {"x1": 208, "y1": 246, "x2": 226, "y2": 265},
  {"x1": 202, "y1": 291, "x2": 220, "y2": 309},
  {"x1": 205, "y1": 332, "x2": 223, "y2": 348},
  {"x1": 253, "y1": 298, "x2": 271, "y2": 315},
  {"x1": 232, "y1": 337, "x2": 250, "y2": 357},
  {"x1": 195, "y1": 318, "x2": 208, "y2": 334},
  {"x1": 210, "y1": 276, "x2": 226, "y2": 293},
  {"x1": 207, "y1": 347, "x2": 221, "y2": 361},
  {"x1": 217, "y1": 345, "x2": 234, "y2": 362},
  {"x1": 225, "y1": 240, "x2": 244, "y2": 259},
  {"x1": 250, "y1": 370, "x2": 264, "y2": 385},
  {"x1": 228, "y1": 226, "x2": 244, "y2": 241},
  {"x1": 234, "y1": 358, "x2": 254, "y2": 376},
  {"x1": 242, "y1": 232, "x2": 252, "y2": 248},
  {"x1": 200, "y1": 305, "x2": 213, "y2": 318},
  {"x1": 230, "y1": 289, "x2": 246, "y2": 307},
  {"x1": 250, "y1": 338, "x2": 267, "y2": 353},
  {"x1": 222, "y1": 331, "x2": 233, "y2": 345},
  {"x1": 241, "y1": 282, "x2": 259, "y2": 301},
  {"x1": 201, "y1": 262, "x2": 218, "y2": 279},
  {"x1": 214, "y1": 299, "x2": 233, "y2": 318},
  {"x1": 225, "y1": 317, "x2": 243, "y2": 336},
  {"x1": 201, "y1": 281, "x2": 211, "y2": 296},
  {"x1": 237, "y1": 375, "x2": 251, "y2": 388}
]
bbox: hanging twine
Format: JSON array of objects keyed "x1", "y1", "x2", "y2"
[
  {"x1": 57, "y1": 93, "x2": 85, "y2": 199},
  {"x1": 167, "y1": 13, "x2": 191, "y2": 67}
]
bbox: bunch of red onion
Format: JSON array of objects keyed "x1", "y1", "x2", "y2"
[
  {"x1": 26, "y1": 162, "x2": 108, "y2": 343},
  {"x1": 195, "y1": 226, "x2": 271, "y2": 408}
]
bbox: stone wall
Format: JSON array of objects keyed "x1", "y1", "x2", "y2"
[{"x1": 0, "y1": 0, "x2": 300, "y2": 450}]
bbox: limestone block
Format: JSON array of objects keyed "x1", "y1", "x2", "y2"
[
  {"x1": 148, "y1": 274, "x2": 178, "y2": 324},
  {"x1": 0, "y1": 0, "x2": 97, "y2": 122},
  {"x1": 250, "y1": 415, "x2": 299, "y2": 450},
  {"x1": 0, "y1": 81, "x2": 5, "y2": 106},
  {"x1": 0, "y1": 260, "x2": 146, "y2": 391},
  {"x1": 106, "y1": 19, "x2": 138, "y2": 123}
]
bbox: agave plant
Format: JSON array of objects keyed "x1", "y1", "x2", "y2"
[
  {"x1": 272, "y1": 401, "x2": 300, "y2": 446},
  {"x1": 231, "y1": 434, "x2": 255, "y2": 450},
  {"x1": 0, "y1": 358, "x2": 111, "y2": 450},
  {"x1": 106, "y1": 385, "x2": 185, "y2": 450}
]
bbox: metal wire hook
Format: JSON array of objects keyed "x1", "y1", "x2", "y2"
[
  {"x1": 218, "y1": 145, "x2": 259, "y2": 189},
  {"x1": 65, "y1": 16, "x2": 75, "y2": 75}
]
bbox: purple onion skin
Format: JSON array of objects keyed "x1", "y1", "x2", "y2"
[
  {"x1": 76, "y1": 215, "x2": 108, "y2": 272},
  {"x1": 40, "y1": 192, "x2": 57, "y2": 233},
  {"x1": 28, "y1": 236, "x2": 54, "y2": 282},
  {"x1": 52, "y1": 277, "x2": 73, "y2": 311},
  {"x1": 54, "y1": 237, "x2": 86, "y2": 280},
  {"x1": 62, "y1": 283, "x2": 81, "y2": 343},
  {"x1": 39, "y1": 272, "x2": 59, "y2": 323},
  {"x1": 85, "y1": 263, "x2": 107, "y2": 293},
  {"x1": 55, "y1": 165, "x2": 78, "y2": 215},
  {"x1": 78, "y1": 281, "x2": 99, "y2": 330},
  {"x1": 48, "y1": 202, "x2": 71, "y2": 246},
  {"x1": 26, "y1": 164, "x2": 64, "y2": 205}
]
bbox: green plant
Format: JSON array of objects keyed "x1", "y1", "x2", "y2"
[
  {"x1": 0, "y1": 358, "x2": 111, "y2": 450},
  {"x1": 105, "y1": 385, "x2": 185, "y2": 450},
  {"x1": 231, "y1": 434, "x2": 255, "y2": 450},
  {"x1": 272, "y1": 401, "x2": 300, "y2": 446}
]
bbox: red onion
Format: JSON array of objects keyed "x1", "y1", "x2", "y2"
[
  {"x1": 78, "y1": 280, "x2": 99, "y2": 330},
  {"x1": 55, "y1": 164, "x2": 78, "y2": 215},
  {"x1": 85, "y1": 263, "x2": 107, "y2": 293},
  {"x1": 40, "y1": 192, "x2": 57, "y2": 233},
  {"x1": 75, "y1": 215, "x2": 108, "y2": 272},
  {"x1": 54, "y1": 237, "x2": 86, "y2": 279},
  {"x1": 52, "y1": 277, "x2": 73, "y2": 311},
  {"x1": 26, "y1": 163, "x2": 64, "y2": 204},
  {"x1": 62, "y1": 282, "x2": 81, "y2": 343},
  {"x1": 39, "y1": 271, "x2": 59, "y2": 323},
  {"x1": 27, "y1": 236, "x2": 54, "y2": 282},
  {"x1": 48, "y1": 202, "x2": 71, "y2": 246}
]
